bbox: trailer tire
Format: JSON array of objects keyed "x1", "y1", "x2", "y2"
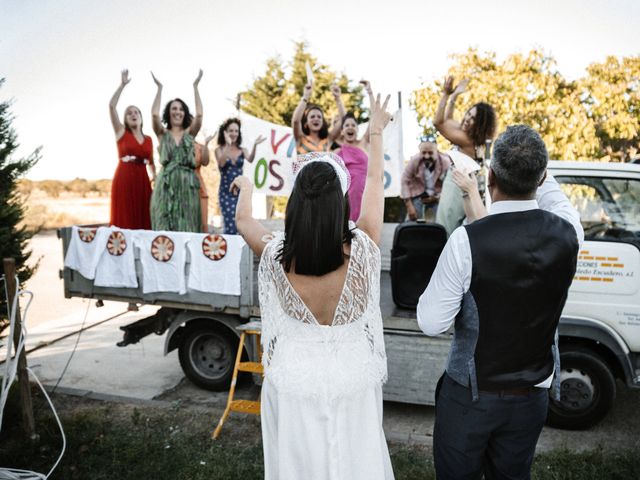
[
  {"x1": 546, "y1": 348, "x2": 616, "y2": 430},
  {"x1": 178, "y1": 323, "x2": 237, "y2": 391}
]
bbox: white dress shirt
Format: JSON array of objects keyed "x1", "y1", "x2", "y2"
[{"x1": 416, "y1": 175, "x2": 584, "y2": 388}]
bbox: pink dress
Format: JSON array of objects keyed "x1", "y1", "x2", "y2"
[{"x1": 338, "y1": 144, "x2": 368, "y2": 221}]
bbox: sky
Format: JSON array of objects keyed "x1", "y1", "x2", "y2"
[{"x1": 1, "y1": 0, "x2": 639, "y2": 180}]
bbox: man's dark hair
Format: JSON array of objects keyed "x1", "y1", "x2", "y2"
[
  {"x1": 277, "y1": 162, "x2": 353, "y2": 275},
  {"x1": 491, "y1": 124, "x2": 548, "y2": 196},
  {"x1": 162, "y1": 98, "x2": 193, "y2": 129},
  {"x1": 468, "y1": 102, "x2": 497, "y2": 147},
  {"x1": 301, "y1": 104, "x2": 329, "y2": 139},
  {"x1": 217, "y1": 118, "x2": 243, "y2": 147}
]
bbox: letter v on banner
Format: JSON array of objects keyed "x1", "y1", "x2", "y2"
[{"x1": 271, "y1": 130, "x2": 291, "y2": 154}]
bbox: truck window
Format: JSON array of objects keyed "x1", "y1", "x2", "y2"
[{"x1": 556, "y1": 176, "x2": 640, "y2": 245}]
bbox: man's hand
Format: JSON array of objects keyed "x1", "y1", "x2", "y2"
[{"x1": 406, "y1": 202, "x2": 418, "y2": 220}]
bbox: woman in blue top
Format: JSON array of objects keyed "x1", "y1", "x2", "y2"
[{"x1": 214, "y1": 118, "x2": 265, "y2": 234}]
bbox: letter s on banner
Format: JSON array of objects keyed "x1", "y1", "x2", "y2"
[{"x1": 269, "y1": 160, "x2": 284, "y2": 191}]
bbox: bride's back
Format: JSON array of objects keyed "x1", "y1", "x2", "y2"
[{"x1": 284, "y1": 244, "x2": 351, "y2": 326}]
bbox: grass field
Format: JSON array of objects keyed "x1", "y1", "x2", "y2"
[{"x1": 1, "y1": 392, "x2": 639, "y2": 480}]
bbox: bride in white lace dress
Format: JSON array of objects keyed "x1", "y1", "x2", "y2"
[{"x1": 230, "y1": 93, "x2": 394, "y2": 480}]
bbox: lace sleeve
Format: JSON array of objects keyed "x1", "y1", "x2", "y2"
[
  {"x1": 358, "y1": 229, "x2": 388, "y2": 383},
  {"x1": 257, "y1": 233, "x2": 284, "y2": 369}
]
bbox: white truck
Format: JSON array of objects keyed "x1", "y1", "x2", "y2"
[{"x1": 58, "y1": 160, "x2": 640, "y2": 430}]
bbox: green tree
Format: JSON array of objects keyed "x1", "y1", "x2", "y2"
[
  {"x1": 579, "y1": 56, "x2": 640, "y2": 162},
  {"x1": 240, "y1": 41, "x2": 368, "y2": 126},
  {"x1": 0, "y1": 78, "x2": 40, "y2": 327},
  {"x1": 411, "y1": 49, "x2": 640, "y2": 162}
]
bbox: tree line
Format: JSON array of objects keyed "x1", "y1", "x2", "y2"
[{"x1": 242, "y1": 42, "x2": 639, "y2": 163}]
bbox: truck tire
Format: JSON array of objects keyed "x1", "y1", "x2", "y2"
[
  {"x1": 546, "y1": 348, "x2": 616, "y2": 430},
  {"x1": 178, "y1": 323, "x2": 238, "y2": 391}
]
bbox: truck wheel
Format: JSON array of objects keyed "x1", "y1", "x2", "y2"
[
  {"x1": 546, "y1": 348, "x2": 616, "y2": 430},
  {"x1": 178, "y1": 323, "x2": 238, "y2": 391}
]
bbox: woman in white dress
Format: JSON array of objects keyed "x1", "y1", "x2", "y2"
[{"x1": 230, "y1": 93, "x2": 394, "y2": 480}]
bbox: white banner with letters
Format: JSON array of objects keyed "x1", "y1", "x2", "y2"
[{"x1": 239, "y1": 111, "x2": 404, "y2": 197}]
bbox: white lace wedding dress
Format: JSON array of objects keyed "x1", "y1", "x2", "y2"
[{"x1": 258, "y1": 227, "x2": 394, "y2": 480}]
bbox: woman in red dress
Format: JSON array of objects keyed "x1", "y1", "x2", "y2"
[{"x1": 109, "y1": 69, "x2": 155, "y2": 229}]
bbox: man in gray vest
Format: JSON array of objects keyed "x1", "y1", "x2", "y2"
[{"x1": 417, "y1": 124, "x2": 584, "y2": 479}]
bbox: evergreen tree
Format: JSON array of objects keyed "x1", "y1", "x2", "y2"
[
  {"x1": 0, "y1": 77, "x2": 40, "y2": 329},
  {"x1": 240, "y1": 41, "x2": 368, "y2": 126}
]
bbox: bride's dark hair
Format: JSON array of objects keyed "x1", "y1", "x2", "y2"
[{"x1": 277, "y1": 161, "x2": 353, "y2": 276}]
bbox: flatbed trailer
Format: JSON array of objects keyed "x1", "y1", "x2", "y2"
[{"x1": 59, "y1": 161, "x2": 640, "y2": 429}]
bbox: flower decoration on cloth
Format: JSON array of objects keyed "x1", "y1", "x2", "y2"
[
  {"x1": 292, "y1": 152, "x2": 351, "y2": 195},
  {"x1": 78, "y1": 227, "x2": 98, "y2": 243},
  {"x1": 202, "y1": 234, "x2": 228, "y2": 261},
  {"x1": 151, "y1": 235, "x2": 175, "y2": 262},
  {"x1": 106, "y1": 231, "x2": 127, "y2": 256}
]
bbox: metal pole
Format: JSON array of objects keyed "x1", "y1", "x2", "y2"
[
  {"x1": 397, "y1": 91, "x2": 402, "y2": 110},
  {"x1": 3, "y1": 258, "x2": 36, "y2": 440}
]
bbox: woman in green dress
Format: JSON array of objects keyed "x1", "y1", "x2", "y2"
[{"x1": 149, "y1": 70, "x2": 204, "y2": 232}]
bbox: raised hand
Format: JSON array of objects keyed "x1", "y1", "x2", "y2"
[
  {"x1": 151, "y1": 71, "x2": 162, "y2": 88},
  {"x1": 330, "y1": 83, "x2": 341, "y2": 98},
  {"x1": 121, "y1": 69, "x2": 131, "y2": 86},
  {"x1": 303, "y1": 82, "x2": 313, "y2": 101},
  {"x1": 194, "y1": 69, "x2": 203, "y2": 87},
  {"x1": 452, "y1": 168, "x2": 478, "y2": 193},
  {"x1": 254, "y1": 135, "x2": 267, "y2": 146},
  {"x1": 443, "y1": 76, "x2": 454, "y2": 95},
  {"x1": 369, "y1": 93, "x2": 392, "y2": 135},
  {"x1": 230, "y1": 175, "x2": 252, "y2": 196},
  {"x1": 359, "y1": 79, "x2": 373, "y2": 96},
  {"x1": 453, "y1": 78, "x2": 469, "y2": 95}
]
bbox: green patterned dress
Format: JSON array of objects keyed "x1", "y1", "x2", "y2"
[{"x1": 150, "y1": 132, "x2": 201, "y2": 232}]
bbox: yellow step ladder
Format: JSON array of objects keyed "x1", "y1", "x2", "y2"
[{"x1": 212, "y1": 321, "x2": 263, "y2": 439}]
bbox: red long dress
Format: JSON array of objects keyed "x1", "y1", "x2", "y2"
[{"x1": 110, "y1": 130, "x2": 153, "y2": 229}]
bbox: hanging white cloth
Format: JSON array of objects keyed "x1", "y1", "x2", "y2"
[
  {"x1": 135, "y1": 230, "x2": 190, "y2": 294},
  {"x1": 63, "y1": 226, "x2": 111, "y2": 279},
  {"x1": 94, "y1": 228, "x2": 138, "y2": 288},
  {"x1": 258, "y1": 228, "x2": 394, "y2": 480},
  {"x1": 186, "y1": 233, "x2": 246, "y2": 295}
]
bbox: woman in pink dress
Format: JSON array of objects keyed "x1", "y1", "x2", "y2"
[{"x1": 335, "y1": 80, "x2": 374, "y2": 221}]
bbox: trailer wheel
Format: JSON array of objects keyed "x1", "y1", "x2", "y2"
[
  {"x1": 178, "y1": 323, "x2": 237, "y2": 391},
  {"x1": 546, "y1": 348, "x2": 616, "y2": 430}
]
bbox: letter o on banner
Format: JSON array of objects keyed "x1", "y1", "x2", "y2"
[{"x1": 254, "y1": 158, "x2": 268, "y2": 189}]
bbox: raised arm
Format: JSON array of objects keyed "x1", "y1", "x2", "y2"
[
  {"x1": 200, "y1": 135, "x2": 214, "y2": 167},
  {"x1": 359, "y1": 80, "x2": 374, "y2": 146},
  {"x1": 292, "y1": 82, "x2": 312, "y2": 142},
  {"x1": 356, "y1": 93, "x2": 392, "y2": 245},
  {"x1": 434, "y1": 76, "x2": 473, "y2": 150},
  {"x1": 109, "y1": 70, "x2": 129, "y2": 138},
  {"x1": 150, "y1": 71, "x2": 165, "y2": 137},
  {"x1": 245, "y1": 135, "x2": 266, "y2": 163},
  {"x1": 188, "y1": 69, "x2": 203, "y2": 137},
  {"x1": 445, "y1": 78, "x2": 468, "y2": 120},
  {"x1": 452, "y1": 169, "x2": 487, "y2": 222},
  {"x1": 328, "y1": 83, "x2": 346, "y2": 141},
  {"x1": 231, "y1": 176, "x2": 271, "y2": 257}
]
